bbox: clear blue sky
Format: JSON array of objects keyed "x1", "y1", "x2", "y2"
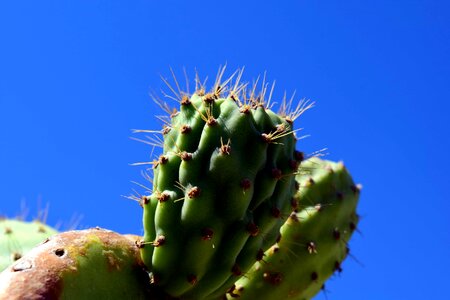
[{"x1": 1, "y1": 1, "x2": 449, "y2": 299}]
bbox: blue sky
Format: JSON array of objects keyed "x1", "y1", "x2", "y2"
[{"x1": 1, "y1": 1, "x2": 449, "y2": 299}]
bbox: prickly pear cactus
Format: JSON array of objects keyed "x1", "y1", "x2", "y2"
[
  {"x1": 0, "y1": 228, "x2": 158, "y2": 300},
  {"x1": 138, "y1": 69, "x2": 312, "y2": 299},
  {"x1": 0, "y1": 218, "x2": 58, "y2": 272},
  {"x1": 227, "y1": 157, "x2": 360, "y2": 300}
]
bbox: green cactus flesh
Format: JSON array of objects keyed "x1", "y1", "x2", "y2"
[
  {"x1": 0, "y1": 228, "x2": 158, "y2": 300},
  {"x1": 227, "y1": 157, "x2": 360, "y2": 300},
  {"x1": 0, "y1": 218, "x2": 58, "y2": 272},
  {"x1": 140, "y1": 79, "x2": 303, "y2": 299}
]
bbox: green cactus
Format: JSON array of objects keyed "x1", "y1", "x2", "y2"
[
  {"x1": 0, "y1": 228, "x2": 160, "y2": 300},
  {"x1": 226, "y1": 157, "x2": 360, "y2": 300},
  {"x1": 0, "y1": 68, "x2": 362, "y2": 300},
  {"x1": 138, "y1": 69, "x2": 313, "y2": 299},
  {"x1": 0, "y1": 218, "x2": 58, "y2": 272}
]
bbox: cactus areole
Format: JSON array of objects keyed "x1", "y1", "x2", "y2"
[{"x1": 138, "y1": 69, "x2": 313, "y2": 299}]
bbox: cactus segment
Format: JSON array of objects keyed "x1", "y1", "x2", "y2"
[
  {"x1": 0, "y1": 228, "x2": 157, "y2": 300},
  {"x1": 0, "y1": 219, "x2": 58, "y2": 272},
  {"x1": 227, "y1": 157, "x2": 360, "y2": 300},
  {"x1": 140, "y1": 72, "x2": 303, "y2": 299}
]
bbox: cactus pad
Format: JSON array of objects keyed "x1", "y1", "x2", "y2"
[
  {"x1": 0, "y1": 228, "x2": 157, "y2": 300},
  {"x1": 227, "y1": 157, "x2": 360, "y2": 299}
]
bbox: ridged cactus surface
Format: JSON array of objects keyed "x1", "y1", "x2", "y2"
[
  {"x1": 0, "y1": 219, "x2": 58, "y2": 272},
  {"x1": 227, "y1": 157, "x2": 360, "y2": 299},
  {"x1": 139, "y1": 70, "x2": 310, "y2": 299}
]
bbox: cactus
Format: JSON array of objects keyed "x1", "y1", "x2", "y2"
[
  {"x1": 0, "y1": 69, "x2": 361, "y2": 300},
  {"x1": 226, "y1": 157, "x2": 360, "y2": 300},
  {"x1": 0, "y1": 228, "x2": 159, "y2": 300},
  {"x1": 0, "y1": 218, "x2": 58, "y2": 272},
  {"x1": 138, "y1": 69, "x2": 313, "y2": 299}
]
